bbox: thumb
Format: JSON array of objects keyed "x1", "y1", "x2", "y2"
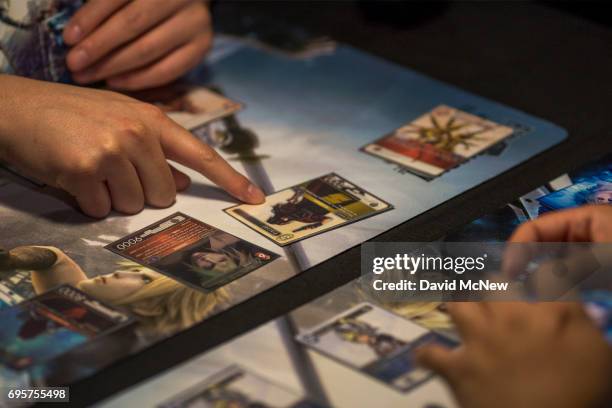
[{"x1": 160, "y1": 121, "x2": 265, "y2": 204}]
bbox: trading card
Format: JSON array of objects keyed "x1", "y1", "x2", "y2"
[
  {"x1": 387, "y1": 302, "x2": 458, "y2": 341},
  {"x1": 106, "y1": 213, "x2": 279, "y2": 292},
  {"x1": 361, "y1": 105, "x2": 514, "y2": 179},
  {"x1": 132, "y1": 84, "x2": 243, "y2": 130},
  {"x1": 160, "y1": 87, "x2": 242, "y2": 130},
  {"x1": 519, "y1": 187, "x2": 550, "y2": 220},
  {"x1": 159, "y1": 365, "x2": 322, "y2": 408},
  {"x1": 537, "y1": 180, "x2": 612, "y2": 212},
  {"x1": 224, "y1": 174, "x2": 392, "y2": 246},
  {"x1": 0, "y1": 270, "x2": 34, "y2": 310},
  {"x1": 296, "y1": 303, "x2": 456, "y2": 393},
  {"x1": 547, "y1": 174, "x2": 573, "y2": 191},
  {"x1": 0, "y1": 285, "x2": 133, "y2": 370}
]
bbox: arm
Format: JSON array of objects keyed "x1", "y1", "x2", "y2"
[{"x1": 0, "y1": 74, "x2": 263, "y2": 218}]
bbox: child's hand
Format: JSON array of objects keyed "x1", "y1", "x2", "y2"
[
  {"x1": 0, "y1": 76, "x2": 264, "y2": 218},
  {"x1": 63, "y1": 0, "x2": 212, "y2": 90},
  {"x1": 416, "y1": 302, "x2": 612, "y2": 408}
]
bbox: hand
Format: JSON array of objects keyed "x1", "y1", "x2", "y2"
[
  {"x1": 502, "y1": 205, "x2": 612, "y2": 279},
  {"x1": 63, "y1": 0, "x2": 212, "y2": 90},
  {"x1": 509, "y1": 205, "x2": 612, "y2": 243},
  {"x1": 416, "y1": 302, "x2": 612, "y2": 408},
  {"x1": 0, "y1": 75, "x2": 264, "y2": 218}
]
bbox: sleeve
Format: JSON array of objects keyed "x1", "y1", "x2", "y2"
[{"x1": 0, "y1": 0, "x2": 81, "y2": 81}]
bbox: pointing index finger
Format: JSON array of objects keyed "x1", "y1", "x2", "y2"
[{"x1": 159, "y1": 119, "x2": 265, "y2": 204}]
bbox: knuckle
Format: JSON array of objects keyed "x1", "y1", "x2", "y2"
[
  {"x1": 123, "y1": 9, "x2": 147, "y2": 35},
  {"x1": 139, "y1": 103, "x2": 166, "y2": 121},
  {"x1": 117, "y1": 117, "x2": 149, "y2": 141},
  {"x1": 63, "y1": 157, "x2": 99, "y2": 180},
  {"x1": 134, "y1": 43, "x2": 152, "y2": 62},
  {"x1": 99, "y1": 140, "x2": 123, "y2": 159},
  {"x1": 200, "y1": 146, "x2": 217, "y2": 163}
]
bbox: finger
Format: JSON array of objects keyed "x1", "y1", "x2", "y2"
[
  {"x1": 509, "y1": 205, "x2": 612, "y2": 243},
  {"x1": 504, "y1": 206, "x2": 612, "y2": 278},
  {"x1": 128, "y1": 141, "x2": 177, "y2": 208},
  {"x1": 106, "y1": 33, "x2": 211, "y2": 90},
  {"x1": 169, "y1": 164, "x2": 191, "y2": 192},
  {"x1": 159, "y1": 121, "x2": 264, "y2": 204},
  {"x1": 63, "y1": 0, "x2": 130, "y2": 45},
  {"x1": 61, "y1": 179, "x2": 112, "y2": 218},
  {"x1": 105, "y1": 158, "x2": 145, "y2": 214},
  {"x1": 414, "y1": 344, "x2": 459, "y2": 381},
  {"x1": 446, "y1": 302, "x2": 490, "y2": 342},
  {"x1": 67, "y1": 0, "x2": 190, "y2": 72},
  {"x1": 500, "y1": 240, "x2": 538, "y2": 279},
  {"x1": 73, "y1": 2, "x2": 210, "y2": 84}
]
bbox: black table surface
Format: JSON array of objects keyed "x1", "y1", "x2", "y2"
[{"x1": 64, "y1": 2, "x2": 611, "y2": 406}]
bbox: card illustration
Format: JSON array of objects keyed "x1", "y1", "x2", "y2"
[
  {"x1": 296, "y1": 303, "x2": 456, "y2": 393},
  {"x1": 0, "y1": 285, "x2": 133, "y2": 370},
  {"x1": 159, "y1": 365, "x2": 322, "y2": 408},
  {"x1": 133, "y1": 84, "x2": 243, "y2": 130},
  {"x1": 537, "y1": 181, "x2": 612, "y2": 213},
  {"x1": 224, "y1": 174, "x2": 392, "y2": 246},
  {"x1": 106, "y1": 213, "x2": 279, "y2": 292},
  {"x1": 361, "y1": 105, "x2": 514, "y2": 179}
]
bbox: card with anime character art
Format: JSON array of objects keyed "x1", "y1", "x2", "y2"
[
  {"x1": 537, "y1": 181, "x2": 612, "y2": 214},
  {"x1": 296, "y1": 303, "x2": 455, "y2": 393},
  {"x1": 106, "y1": 213, "x2": 278, "y2": 292},
  {"x1": 224, "y1": 174, "x2": 392, "y2": 246},
  {"x1": 361, "y1": 105, "x2": 514, "y2": 179},
  {"x1": 0, "y1": 284, "x2": 133, "y2": 370}
]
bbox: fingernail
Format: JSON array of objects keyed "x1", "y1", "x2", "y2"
[
  {"x1": 245, "y1": 184, "x2": 265, "y2": 203},
  {"x1": 70, "y1": 48, "x2": 89, "y2": 71},
  {"x1": 64, "y1": 23, "x2": 82, "y2": 44}
]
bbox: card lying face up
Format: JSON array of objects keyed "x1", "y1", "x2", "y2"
[
  {"x1": 136, "y1": 85, "x2": 243, "y2": 130},
  {"x1": 362, "y1": 105, "x2": 514, "y2": 179},
  {"x1": 296, "y1": 303, "x2": 456, "y2": 393},
  {"x1": 159, "y1": 365, "x2": 323, "y2": 408},
  {"x1": 0, "y1": 285, "x2": 133, "y2": 370},
  {"x1": 225, "y1": 173, "x2": 393, "y2": 246},
  {"x1": 106, "y1": 213, "x2": 279, "y2": 292}
]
